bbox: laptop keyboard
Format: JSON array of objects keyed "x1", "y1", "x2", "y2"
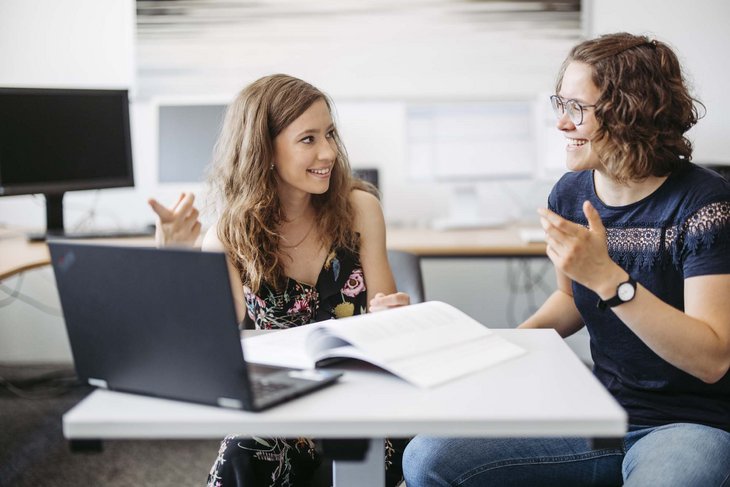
[{"x1": 251, "y1": 377, "x2": 296, "y2": 400}]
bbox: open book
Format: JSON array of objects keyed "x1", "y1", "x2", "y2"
[{"x1": 242, "y1": 301, "x2": 525, "y2": 388}]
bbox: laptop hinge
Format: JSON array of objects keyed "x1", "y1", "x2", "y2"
[
  {"x1": 217, "y1": 397, "x2": 243, "y2": 409},
  {"x1": 88, "y1": 378, "x2": 108, "y2": 389}
]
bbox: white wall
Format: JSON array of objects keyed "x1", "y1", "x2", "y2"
[
  {"x1": 0, "y1": 0, "x2": 135, "y2": 89},
  {"x1": 589, "y1": 0, "x2": 730, "y2": 164},
  {"x1": 0, "y1": 0, "x2": 139, "y2": 362}
]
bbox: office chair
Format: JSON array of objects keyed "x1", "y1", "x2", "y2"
[{"x1": 387, "y1": 249, "x2": 425, "y2": 304}]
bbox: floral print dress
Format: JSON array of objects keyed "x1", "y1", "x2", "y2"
[
  {"x1": 242, "y1": 248, "x2": 367, "y2": 331},
  {"x1": 208, "y1": 246, "x2": 403, "y2": 487}
]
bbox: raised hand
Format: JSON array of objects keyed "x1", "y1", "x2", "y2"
[
  {"x1": 538, "y1": 200, "x2": 619, "y2": 291},
  {"x1": 148, "y1": 192, "x2": 201, "y2": 247},
  {"x1": 369, "y1": 292, "x2": 410, "y2": 313}
]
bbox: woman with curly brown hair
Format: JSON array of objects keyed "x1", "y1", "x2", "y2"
[
  {"x1": 403, "y1": 32, "x2": 730, "y2": 486},
  {"x1": 149, "y1": 74, "x2": 409, "y2": 486}
]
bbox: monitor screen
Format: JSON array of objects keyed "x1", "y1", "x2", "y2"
[
  {"x1": 406, "y1": 101, "x2": 534, "y2": 181},
  {"x1": 0, "y1": 87, "x2": 134, "y2": 236}
]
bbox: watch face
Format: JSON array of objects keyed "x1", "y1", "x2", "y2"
[{"x1": 617, "y1": 282, "x2": 636, "y2": 301}]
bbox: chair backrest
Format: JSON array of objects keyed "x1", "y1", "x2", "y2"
[{"x1": 387, "y1": 249, "x2": 425, "y2": 304}]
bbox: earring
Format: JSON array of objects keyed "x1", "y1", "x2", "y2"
[{"x1": 270, "y1": 163, "x2": 274, "y2": 171}]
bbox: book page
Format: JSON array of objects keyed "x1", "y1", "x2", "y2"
[
  {"x1": 241, "y1": 324, "x2": 319, "y2": 369},
  {"x1": 242, "y1": 322, "x2": 375, "y2": 369},
  {"x1": 323, "y1": 301, "x2": 492, "y2": 363},
  {"x1": 386, "y1": 334, "x2": 525, "y2": 388},
  {"x1": 243, "y1": 301, "x2": 526, "y2": 388}
]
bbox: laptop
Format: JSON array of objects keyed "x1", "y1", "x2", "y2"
[{"x1": 48, "y1": 241, "x2": 342, "y2": 411}]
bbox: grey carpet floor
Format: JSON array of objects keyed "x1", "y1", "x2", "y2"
[{"x1": 0, "y1": 364, "x2": 219, "y2": 487}]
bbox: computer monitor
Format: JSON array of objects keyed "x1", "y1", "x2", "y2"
[
  {"x1": 406, "y1": 101, "x2": 534, "y2": 229},
  {"x1": 0, "y1": 87, "x2": 134, "y2": 239}
]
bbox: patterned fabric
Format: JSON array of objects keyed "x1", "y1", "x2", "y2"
[
  {"x1": 243, "y1": 248, "x2": 367, "y2": 330},
  {"x1": 207, "y1": 245, "x2": 406, "y2": 487},
  {"x1": 548, "y1": 163, "x2": 730, "y2": 432},
  {"x1": 207, "y1": 435, "x2": 321, "y2": 487}
]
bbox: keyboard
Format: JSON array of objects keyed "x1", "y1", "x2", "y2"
[{"x1": 251, "y1": 376, "x2": 297, "y2": 400}]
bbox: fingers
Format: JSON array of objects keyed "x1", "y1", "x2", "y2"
[
  {"x1": 191, "y1": 220, "x2": 202, "y2": 238},
  {"x1": 171, "y1": 201, "x2": 199, "y2": 236},
  {"x1": 149, "y1": 192, "x2": 201, "y2": 247},
  {"x1": 389, "y1": 292, "x2": 410, "y2": 306},
  {"x1": 149, "y1": 193, "x2": 197, "y2": 223},
  {"x1": 171, "y1": 192, "x2": 186, "y2": 211},
  {"x1": 175, "y1": 192, "x2": 196, "y2": 215},
  {"x1": 148, "y1": 198, "x2": 173, "y2": 221},
  {"x1": 537, "y1": 207, "x2": 580, "y2": 236},
  {"x1": 583, "y1": 200, "x2": 606, "y2": 234},
  {"x1": 538, "y1": 208, "x2": 570, "y2": 256},
  {"x1": 537, "y1": 203, "x2": 612, "y2": 287},
  {"x1": 369, "y1": 292, "x2": 411, "y2": 312},
  {"x1": 545, "y1": 242, "x2": 560, "y2": 264}
]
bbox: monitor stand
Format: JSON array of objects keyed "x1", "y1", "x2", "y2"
[
  {"x1": 26, "y1": 192, "x2": 155, "y2": 242},
  {"x1": 431, "y1": 184, "x2": 508, "y2": 231}
]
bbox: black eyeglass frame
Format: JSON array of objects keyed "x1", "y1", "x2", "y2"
[{"x1": 550, "y1": 95, "x2": 597, "y2": 126}]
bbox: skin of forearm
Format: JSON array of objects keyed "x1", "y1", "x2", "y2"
[
  {"x1": 611, "y1": 285, "x2": 730, "y2": 384},
  {"x1": 539, "y1": 201, "x2": 730, "y2": 383},
  {"x1": 518, "y1": 289, "x2": 584, "y2": 338}
]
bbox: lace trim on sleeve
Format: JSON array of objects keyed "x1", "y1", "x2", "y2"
[
  {"x1": 606, "y1": 201, "x2": 730, "y2": 270},
  {"x1": 672, "y1": 201, "x2": 730, "y2": 263},
  {"x1": 607, "y1": 227, "x2": 663, "y2": 269}
]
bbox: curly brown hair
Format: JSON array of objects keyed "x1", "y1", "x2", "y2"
[
  {"x1": 208, "y1": 74, "x2": 373, "y2": 292},
  {"x1": 556, "y1": 32, "x2": 704, "y2": 182}
]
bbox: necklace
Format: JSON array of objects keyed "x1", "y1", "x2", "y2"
[{"x1": 280, "y1": 220, "x2": 315, "y2": 249}]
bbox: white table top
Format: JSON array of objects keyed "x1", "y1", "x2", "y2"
[{"x1": 63, "y1": 329, "x2": 626, "y2": 440}]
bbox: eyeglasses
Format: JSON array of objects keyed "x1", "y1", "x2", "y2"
[{"x1": 550, "y1": 95, "x2": 596, "y2": 126}]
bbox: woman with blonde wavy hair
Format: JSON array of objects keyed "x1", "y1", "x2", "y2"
[
  {"x1": 403, "y1": 32, "x2": 730, "y2": 486},
  {"x1": 149, "y1": 74, "x2": 409, "y2": 486}
]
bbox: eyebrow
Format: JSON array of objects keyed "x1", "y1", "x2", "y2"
[{"x1": 295, "y1": 124, "x2": 335, "y2": 139}]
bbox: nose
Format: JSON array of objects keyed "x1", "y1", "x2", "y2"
[
  {"x1": 318, "y1": 137, "x2": 337, "y2": 161},
  {"x1": 555, "y1": 110, "x2": 575, "y2": 131}
]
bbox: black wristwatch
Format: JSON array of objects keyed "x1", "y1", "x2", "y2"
[{"x1": 597, "y1": 275, "x2": 637, "y2": 311}]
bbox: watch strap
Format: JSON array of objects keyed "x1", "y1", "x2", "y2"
[{"x1": 596, "y1": 275, "x2": 636, "y2": 311}]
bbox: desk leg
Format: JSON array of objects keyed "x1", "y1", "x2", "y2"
[
  {"x1": 332, "y1": 438, "x2": 384, "y2": 487},
  {"x1": 69, "y1": 439, "x2": 103, "y2": 453},
  {"x1": 590, "y1": 437, "x2": 623, "y2": 449}
]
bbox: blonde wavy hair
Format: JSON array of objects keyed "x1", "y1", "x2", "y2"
[
  {"x1": 208, "y1": 74, "x2": 373, "y2": 293},
  {"x1": 557, "y1": 32, "x2": 704, "y2": 183}
]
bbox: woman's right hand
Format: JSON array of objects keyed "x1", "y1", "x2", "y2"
[
  {"x1": 148, "y1": 192, "x2": 201, "y2": 247},
  {"x1": 369, "y1": 292, "x2": 411, "y2": 313}
]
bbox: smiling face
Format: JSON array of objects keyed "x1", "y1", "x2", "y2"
[
  {"x1": 272, "y1": 98, "x2": 337, "y2": 199},
  {"x1": 556, "y1": 61, "x2": 602, "y2": 172}
]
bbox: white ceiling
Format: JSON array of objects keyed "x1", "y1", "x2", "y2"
[{"x1": 135, "y1": 0, "x2": 582, "y2": 99}]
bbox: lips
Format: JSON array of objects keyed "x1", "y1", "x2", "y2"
[
  {"x1": 307, "y1": 167, "x2": 331, "y2": 175},
  {"x1": 567, "y1": 138, "x2": 588, "y2": 147}
]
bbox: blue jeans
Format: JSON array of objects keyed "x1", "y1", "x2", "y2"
[{"x1": 403, "y1": 423, "x2": 730, "y2": 486}]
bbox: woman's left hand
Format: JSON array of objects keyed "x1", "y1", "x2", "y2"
[
  {"x1": 369, "y1": 292, "x2": 410, "y2": 312},
  {"x1": 148, "y1": 192, "x2": 201, "y2": 248},
  {"x1": 539, "y1": 200, "x2": 621, "y2": 292}
]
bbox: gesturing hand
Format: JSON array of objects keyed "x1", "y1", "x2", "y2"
[
  {"x1": 148, "y1": 192, "x2": 201, "y2": 248},
  {"x1": 369, "y1": 292, "x2": 411, "y2": 313},
  {"x1": 538, "y1": 200, "x2": 617, "y2": 291}
]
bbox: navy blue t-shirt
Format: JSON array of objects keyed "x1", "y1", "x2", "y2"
[{"x1": 548, "y1": 163, "x2": 730, "y2": 431}]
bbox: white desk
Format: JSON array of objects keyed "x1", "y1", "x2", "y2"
[{"x1": 63, "y1": 329, "x2": 626, "y2": 486}]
